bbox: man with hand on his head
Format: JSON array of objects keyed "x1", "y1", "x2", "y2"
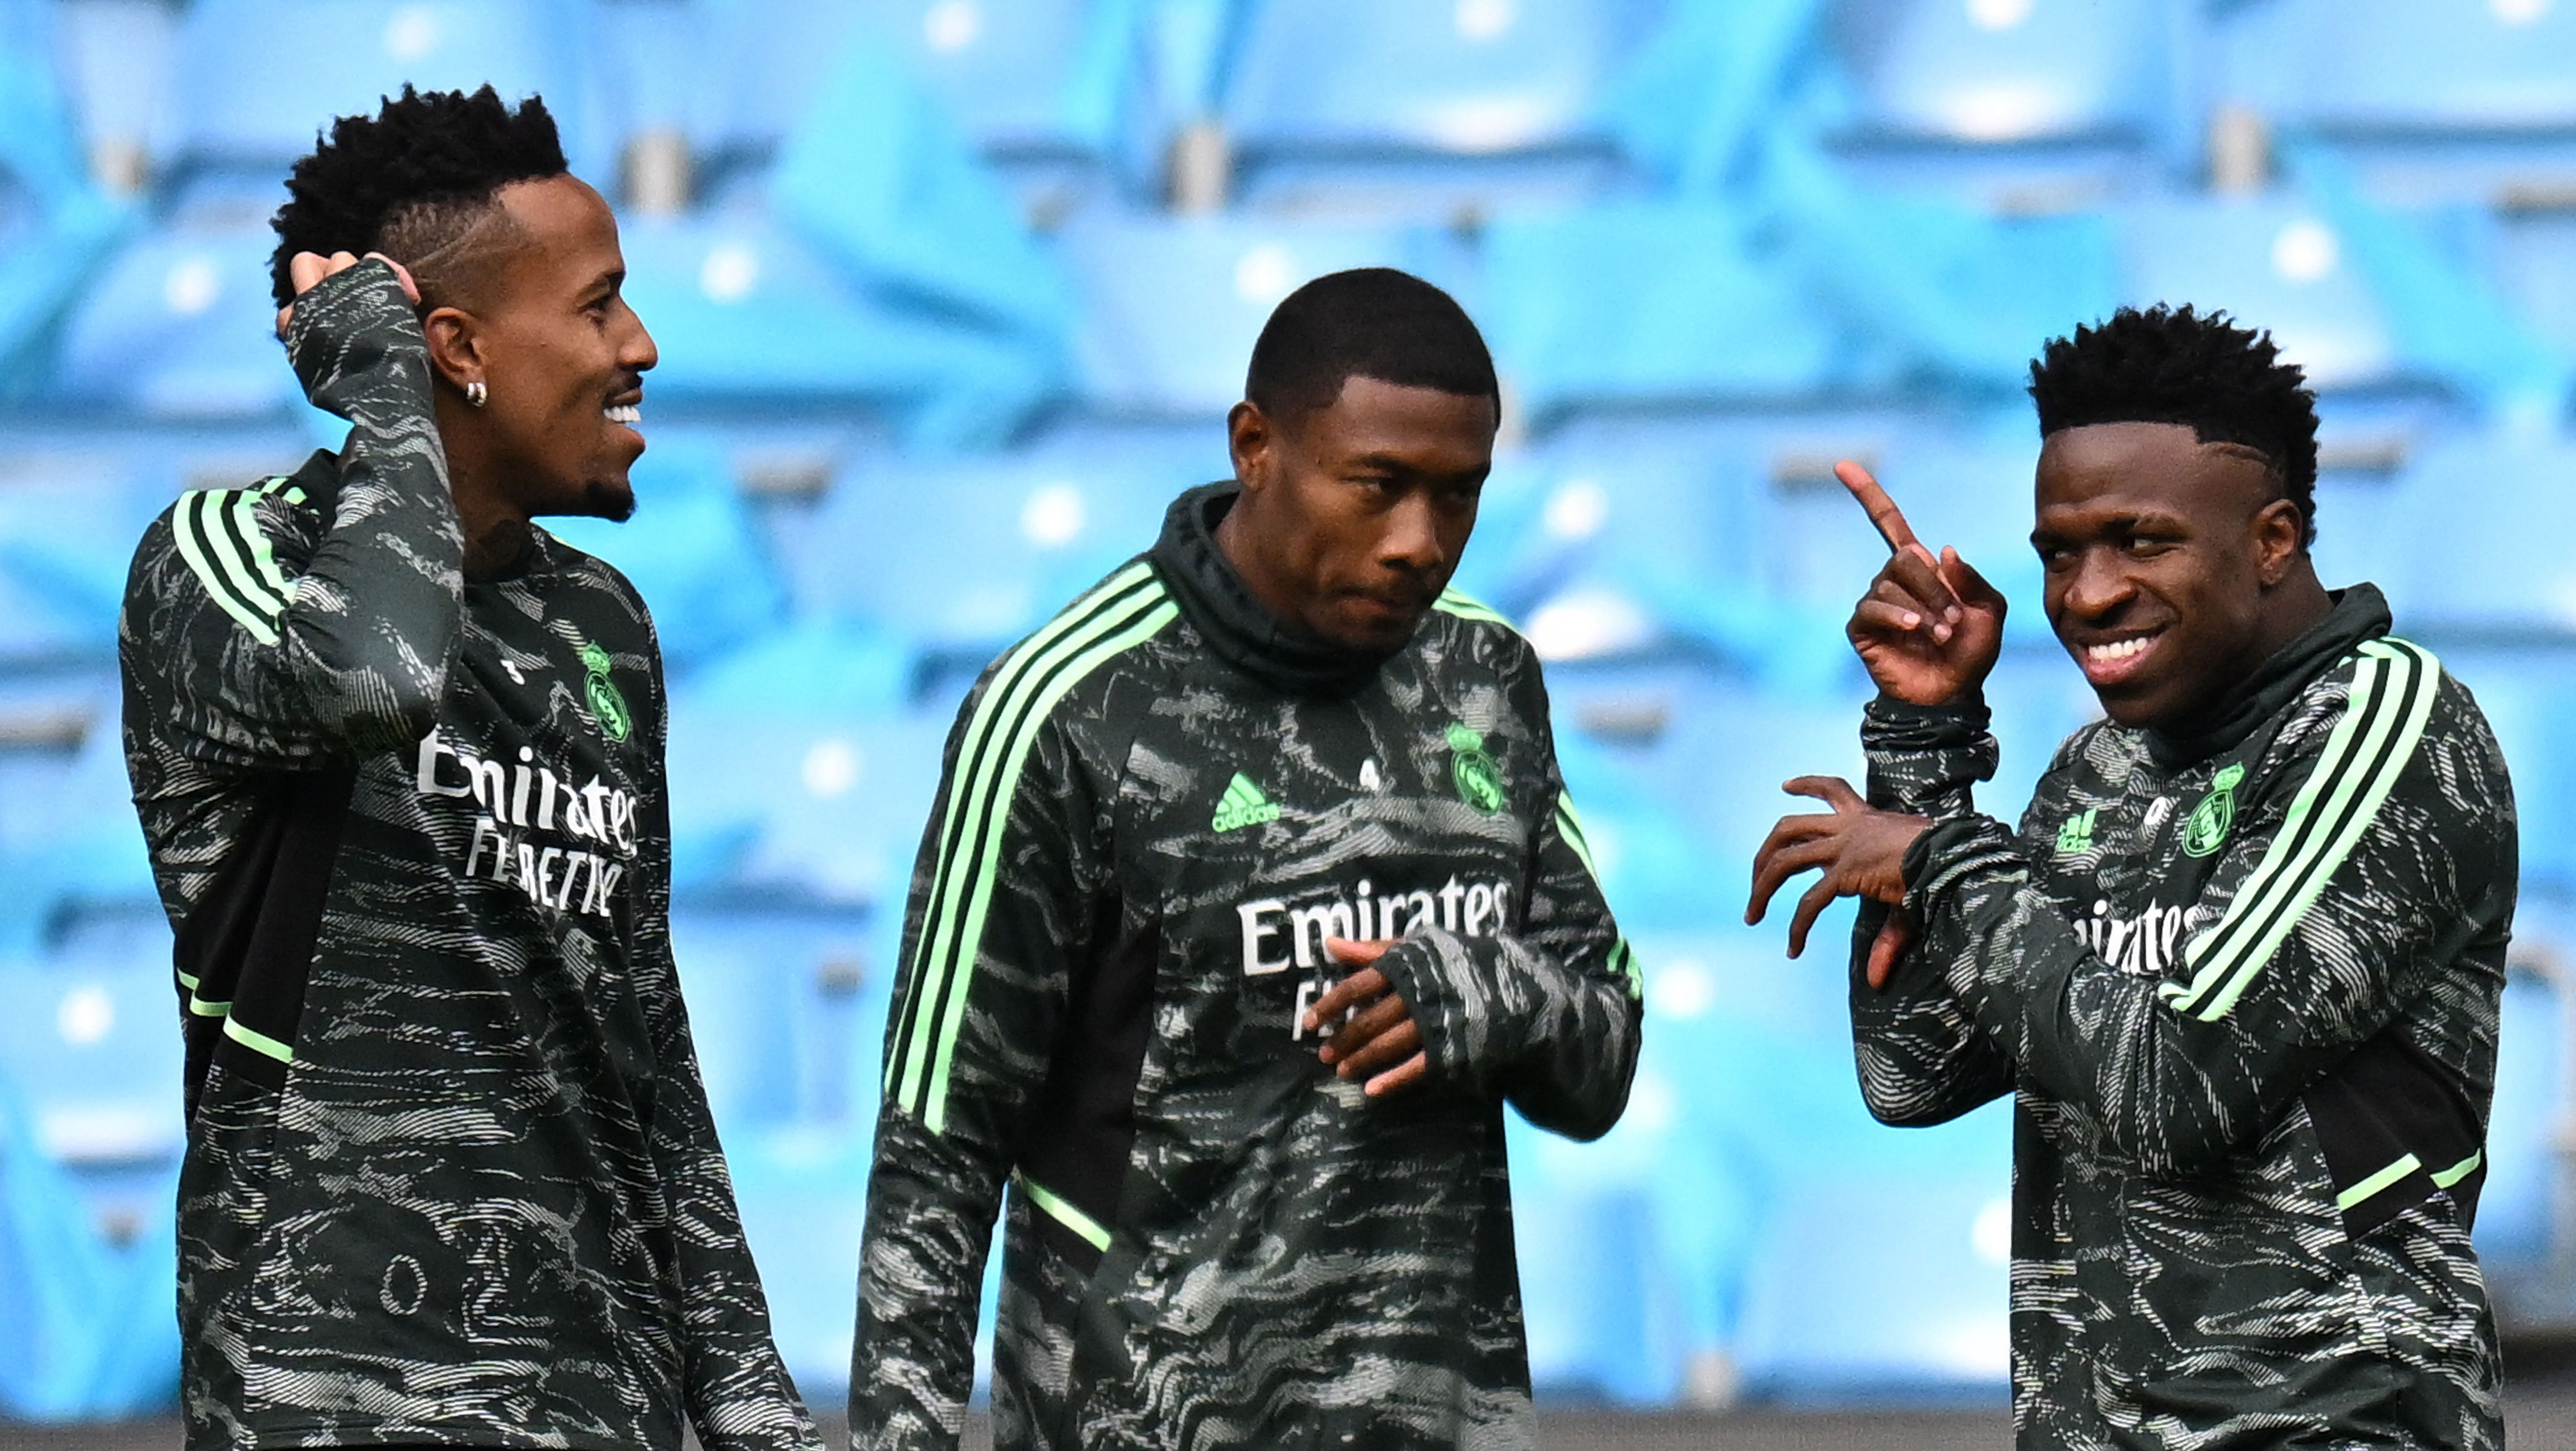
[
  {"x1": 1748, "y1": 306, "x2": 2514, "y2": 1449},
  {"x1": 123, "y1": 86, "x2": 815, "y2": 1451},
  {"x1": 849, "y1": 268, "x2": 1640, "y2": 1451}
]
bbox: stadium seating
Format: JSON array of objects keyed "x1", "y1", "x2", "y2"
[
  {"x1": 169, "y1": 0, "x2": 604, "y2": 182},
  {"x1": 8, "y1": 0, "x2": 2576, "y2": 1418},
  {"x1": 1057, "y1": 210, "x2": 1463, "y2": 415},
  {"x1": 1223, "y1": 0, "x2": 1658, "y2": 215}
]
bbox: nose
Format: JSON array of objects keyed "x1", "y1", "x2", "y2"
[
  {"x1": 2063, "y1": 547, "x2": 2134, "y2": 620},
  {"x1": 622, "y1": 308, "x2": 659, "y2": 375},
  {"x1": 1378, "y1": 491, "x2": 1444, "y2": 575}
]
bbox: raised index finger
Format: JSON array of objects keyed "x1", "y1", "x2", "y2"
[{"x1": 1835, "y1": 460, "x2": 1921, "y2": 557}]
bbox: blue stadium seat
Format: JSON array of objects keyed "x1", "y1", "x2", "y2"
[
  {"x1": 2373, "y1": 431, "x2": 2576, "y2": 635},
  {"x1": 0, "y1": 459, "x2": 159, "y2": 665},
  {"x1": 0, "y1": 1065, "x2": 179, "y2": 1420},
  {"x1": 1223, "y1": 0, "x2": 1658, "y2": 215},
  {"x1": 786, "y1": 429, "x2": 1207, "y2": 651},
  {"x1": 0, "y1": 961, "x2": 182, "y2": 1172},
  {"x1": 2273, "y1": 0, "x2": 2576, "y2": 136},
  {"x1": 0, "y1": 714, "x2": 157, "y2": 954},
  {"x1": 1059, "y1": 211, "x2": 1461, "y2": 416},
  {"x1": 50, "y1": 223, "x2": 297, "y2": 418},
  {"x1": 1829, "y1": 0, "x2": 2174, "y2": 149},
  {"x1": 727, "y1": 1122, "x2": 1009, "y2": 1401},
  {"x1": 1731, "y1": 1161, "x2": 2013, "y2": 1401},
  {"x1": 2111, "y1": 195, "x2": 2402, "y2": 393},
  {"x1": 693, "y1": 0, "x2": 1130, "y2": 166},
  {"x1": 168, "y1": 0, "x2": 600, "y2": 180},
  {"x1": 537, "y1": 435, "x2": 783, "y2": 673},
  {"x1": 617, "y1": 211, "x2": 1059, "y2": 447},
  {"x1": 665, "y1": 694, "x2": 951, "y2": 913},
  {"x1": 1477, "y1": 201, "x2": 1840, "y2": 419},
  {"x1": 2495, "y1": 212, "x2": 2576, "y2": 368},
  {"x1": 2477, "y1": 970, "x2": 2561, "y2": 1267}
]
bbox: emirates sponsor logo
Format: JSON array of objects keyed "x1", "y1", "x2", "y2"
[{"x1": 415, "y1": 731, "x2": 637, "y2": 918}]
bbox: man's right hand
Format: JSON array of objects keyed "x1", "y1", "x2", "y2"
[
  {"x1": 1837, "y1": 460, "x2": 2005, "y2": 707},
  {"x1": 275, "y1": 250, "x2": 420, "y2": 338}
]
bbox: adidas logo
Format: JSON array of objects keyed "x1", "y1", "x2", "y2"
[{"x1": 1212, "y1": 772, "x2": 1282, "y2": 833}]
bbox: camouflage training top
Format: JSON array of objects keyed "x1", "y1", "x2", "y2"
[
  {"x1": 847, "y1": 484, "x2": 1644, "y2": 1451},
  {"x1": 1853, "y1": 585, "x2": 2514, "y2": 1450},
  {"x1": 118, "y1": 261, "x2": 817, "y2": 1451}
]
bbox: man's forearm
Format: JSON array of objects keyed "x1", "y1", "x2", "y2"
[{"x1": 1375, "y1": 927, "x2": 1641, "y2": 1140}]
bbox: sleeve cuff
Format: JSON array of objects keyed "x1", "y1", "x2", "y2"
[
  {"x1": 1862, "y1": 691, "x2": 1991, "y2": 750},
  {"x1": 1372, "y1": 928, "x2": 1481, "y2": 1082}
]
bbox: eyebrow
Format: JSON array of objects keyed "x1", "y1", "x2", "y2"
[{"x1": 2030, "y1": 509, "x2": 2194, "y2": 545}]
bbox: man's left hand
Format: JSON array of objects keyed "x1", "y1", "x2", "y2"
[
  {"x1": 1746, "y1": 776, "x2": 1931, "y2": 987},
  {"x1": 1305, "y1": 938, "x2": 1431, "y2": 1098}
]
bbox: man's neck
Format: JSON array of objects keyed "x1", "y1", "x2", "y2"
[
  {"x1": 435, "y1": 399, "x2": 532, "y2": 579},
  {"x1": 1211, "y1": 489, "x2": 1304, "y2": 633},
  {"x1": 2249, "y1": 562, "x2": 2335, "y2": 665}
]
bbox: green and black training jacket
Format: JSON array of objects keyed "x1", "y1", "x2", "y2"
[
  {"x1": 118, "y1": 261, "x2": 815, "y2": 1451},
  {"x1": 1856, "y1": 585, "x2": 2515, "y2": 1449},
  {"x1": 848, "y1": 484, "x2": 1643, "y2": 1450}
]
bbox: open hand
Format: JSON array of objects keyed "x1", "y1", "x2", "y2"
[
  {"x1": 1304, "y1": 938, "x2": 1430, "y2": 1098},
  {"x1": 1746, "y1": 775, "x2": 1929, "y2": 987},
  {"x1": 1838, "y1": 460, "x2": 2006, "y2": 706},
  {"x1": 275, "y1": 250, "x2": 420, "y2": 338}
]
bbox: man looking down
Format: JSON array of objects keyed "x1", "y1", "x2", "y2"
[
  {"x1": 848, "y1": 267, "x2": 1642, "y2": 1450},
  {"x1": 1746, "y1": 305, "x2": 2514, "y2": 1448},
  {"x1": 120, "y1": 87, "x2": 815, "y2": 1451}
]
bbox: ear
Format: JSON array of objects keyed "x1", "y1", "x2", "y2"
[
  {"x1": 2251, "y1": 497, "x2": 2305, "y2": 587},
  {"x1": 421, "y1": 304, "x2": 486, "y2": 398},
  {"x1": 1227, "y1": 400, "x2": 1274, "y2": 494}
]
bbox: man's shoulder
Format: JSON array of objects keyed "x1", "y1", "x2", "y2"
[
  {"x1": 129, "y1": 471, "x2": 326, "y2": 637},
  {"x1": 1421, "y1": 588, "x2": 1539, "y2": 678},
  {"x1": 963, "y1": 556, "x2": 1181, "y2": 721}
]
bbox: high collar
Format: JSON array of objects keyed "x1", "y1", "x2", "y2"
[
  {"x1": 2144, "y1": 583, "x2": 2394, "y2": 767},
  {"x1": 1147, "y1": 482, "x2": 1393, "y2": 697}
]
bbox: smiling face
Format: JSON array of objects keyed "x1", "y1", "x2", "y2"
[
  {"x1": 1220, "y1": 375, "x2": 1498, "y2": 655},
  {"x1": 436, "y1": 175, "x2": 657, "y2": 521},
  {"x1": 2033, "y1": 421, "x2": 2313, "y2": 729}
]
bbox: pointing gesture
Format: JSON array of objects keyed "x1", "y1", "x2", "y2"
[{"x1": 1836, "y1": 460, "x2": 2005, "y2": 707}]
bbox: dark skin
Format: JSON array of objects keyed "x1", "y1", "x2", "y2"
[
  {"x1": 277, "y1": 174, "x2": 658, "y2": 578},
  {"x1": 1746, "y1": 424, "x2": 2334, "y2": 986},
  {"x1": 1218, "y1": 374, "x2": 1498, "y2": 1098}
]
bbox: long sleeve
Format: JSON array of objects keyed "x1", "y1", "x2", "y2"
[
  {"x1": 1846, "y1": 694, "x2": 2018, "y2": 1126},
  {"x1": 849, "y1": 693, "x2": 1104, "y2": 1451},
  {"x1": 122, "y1": 258, "x2": 462, "y2": 769},
  {"x1": 628, "y1": 638, "x2": 821, "y2": 1451},
  {"x1": 1373, "y1": 663, "x2": 1641, "y2": 1142},
  {"x1": 1900, "y1": 647, "x2": 2514, "y2": 1177}
]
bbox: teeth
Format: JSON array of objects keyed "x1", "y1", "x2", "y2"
[
  {"x1": 2087, "y1": 636, "x2": 2154, "y2": 663},
  {"x1": 604, "y1": 404, "x2": 641, "y2": 425}
]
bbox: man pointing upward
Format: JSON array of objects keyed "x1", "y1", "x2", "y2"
[{"x1": 1749, "y1": 306, "x2": 2514, "y2": 1449}]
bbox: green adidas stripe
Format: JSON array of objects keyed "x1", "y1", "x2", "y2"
[
  {"x1": 2164, "y1": 640, "x2": 2438, "y2": 1022},
  {"x1": 2335, "y1": 1152, "x2": 2422, "y2": 1212},
  {"x1": 888, "y1": 566, "x2": 1174, "y2": 1122},
  {"x1": 2431, "y1": 1150, "x2": 2483, "y2": 1190},
  {"x1": 886, "y1": 564, "x2": 1157, "y2": 1102},
  {"x1": 1220, "y1": 775, "x2": 1269, "y2": 811},
  {"x1": 925, "y1": 599, "x2": 1178, "y2": 1131},
  {"x1": 1017, "y1": 1173, "x2": 1111, "y2": 1251},
  {"x1": 1434, "y1": 588, "x2": 1513, "y2": 629},
  {"x1": 1553, "y1": 791, "x2": 1642, "y2": 997},
  {"x1": 220, "y1": 1016, "x2": 294, "y2": 1065},
  {"x1": 172, "y1": 491, "x2": 282, "y2": 646}
]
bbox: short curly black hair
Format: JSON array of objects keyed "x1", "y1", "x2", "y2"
[
  {"x1": 2028, "y1": 304, "x2": 2321, "y2": 547},
  {"x1": 268, "y1": 85, "x2": 567, "y2": 309},
  {"x1": 1247, "y1": 268, "x2": 1498, "y2": 424}
]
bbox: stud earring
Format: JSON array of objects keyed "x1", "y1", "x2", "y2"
[{"x1": 465, "y1": 380, "x2": 488, "y2": 409}]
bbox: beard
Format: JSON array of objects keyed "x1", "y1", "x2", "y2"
[{"x1": 574, "y1": 477, "x2": 637, "y2": 523}]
